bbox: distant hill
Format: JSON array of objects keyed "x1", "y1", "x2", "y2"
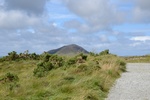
[{"x1": 47, "y1": 44, "x2": 89, "y2": 55}]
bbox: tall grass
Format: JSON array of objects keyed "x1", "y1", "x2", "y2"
[{"x1": 0, "y1": 53, "x2": 126, "y2": 100}]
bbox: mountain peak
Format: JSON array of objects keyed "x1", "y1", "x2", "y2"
[
  {"x1": 68, "y1": 44, "x2": 78, "y2": 46},
  {"x1": 48, "y1": 44, "x2": 89, "y2": 55}
]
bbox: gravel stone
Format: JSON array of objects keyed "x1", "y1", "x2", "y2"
[{"x1": 106, "y1": 63, "x2": 150, "y2": 100}]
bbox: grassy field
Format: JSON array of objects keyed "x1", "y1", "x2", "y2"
[
  {"x1": 0, "y1": 52, "x2": 126, "y2": 100},
  {"x1": 123, "y1": 55, "x2": 150, "y2": 63}
]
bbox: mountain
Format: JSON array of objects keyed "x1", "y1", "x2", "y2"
[{"x1": 47, "y1": 44, "x2": 89, "y2": 55}]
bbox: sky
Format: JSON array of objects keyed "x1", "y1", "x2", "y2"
[{"x1": 0, "y1": 0, "x2": 150, "y2": 56}]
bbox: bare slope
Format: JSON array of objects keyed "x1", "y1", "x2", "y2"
[{"x1": 47, "y1": 44, "x2": 89, "y2": 55}]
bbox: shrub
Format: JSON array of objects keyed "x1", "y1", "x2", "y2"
[
  {"x1": 43, "y1": 54, "x2": 51, "y2": 62},
  {"x1": 67, "y1": 58, "x2": 76, "y2": 65},
  {"x1": 0, "y1": 73, "x2": 20, "y2": 91},
  {"x1": 7, "y1": 51, "x2": 19, "y2": 61},
  {"x1": 99, "y1": 49, "x2": 109, "y2": 55},
  {"x1": 117, "y1": 60, "x2": 126, "y2": 72},
  {"x1": 33, "y1": 62, "x2": 54, "y2": 77},
  {"x1": 89, "y1": 52, "x2": 96, "y2": 56},
  {"x1": 78, "y1": 53, "x2": 88, "y2": 60},
  {"x1": 33, "y1": 67, "x2": 46, "y2": 77},
  {"x1": 75, "y1": 53, "x2": 88, "y2": 63},
  {"x1": 43, "y1": 62, "x2": 54, "y2": 71},
  {"x1": 49, "y1": 55, "x2": 65, "y2": 68},
  {"x1": 0, "y1": 57, "x2": 5, "y2": 62},
  {"x1": 30, "y1": 53, "x2": 40, "y2": 60},
  {"x1": 82, "y1": 55, "x2": 88, "y2": 60},
  {"x1": 34, "y1": 54, "x2": 65, "y2": 77},
  {"x1": 1, "y1": 51, "x2": 40, "y2": 61},
  {"x1": 5, "y1": 72, "x2": 19, "y2": 82}
]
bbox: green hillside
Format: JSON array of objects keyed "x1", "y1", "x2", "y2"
[{"x1": 0, "y1": 50, "x2": 126, "y2": 100}]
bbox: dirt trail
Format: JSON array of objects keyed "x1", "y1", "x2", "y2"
[{"x1": 106, "y1": 63, "x2": 150, "y2": 100}]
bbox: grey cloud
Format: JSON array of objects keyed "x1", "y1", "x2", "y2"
[
  {"x1": 0, "y1": 0, "x2": 48, "y2": 30},
  {"x1": 64, "y1": 0, "x2": 150, "y2": 26},
  {"x1": 137, "y1": 0, "x2": 150, "y2": 10},
  {"x1": 99, "y1": 35, "x2": 110, "y2": 43},
  {"x1": 64, "y1": 20, "x2": 93, "y2": 33},
  {"x1": 0, "y1": 10, "x2": 42, "y2": 30},
  {"x1": 63, "y1": 0, "x2": 123, "y2": 33},
  {"x1": 64, "y1": 19, "x2": 112, "y2": 34},
  {"x1": 133, "y1": 7, "x2": 150, "y2": 23},
  {"x1": 0, "y1": 23, "x2": 70, "y2": 56},
  {"x1": 132, "y1": 0, "x2": 150, "y2": 23},
  {"x1": 4, "y1": 0, "x2": 47, "y2": 15}
]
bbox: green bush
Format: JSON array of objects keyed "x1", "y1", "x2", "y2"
[
  {"x1": 67, "y1": 58, "x2": 76, "y2": 65},
  {"x1": 89, "y1": 52, "x2": 97, "y2": 56},
  {"x1": 29, "y1": 53, "x2": 40, "y2": 60},
  {"x1": 77, "y1": 53, "x2": 88, "y2": 60},
  {"x1": 0, "y1": 73, "x2": 20, "y2": 91},
  {"x1": 1, "y1": 51, "x2": 40, "y2": 61},
  {"x1": 7, "y1": 51, "x2": 19, "y2": 61},
  {"x1": 74, "y1": 53, "x2": 88, "y2": 63},
  {"x1": 117, "y1": 60, "x2": 126, "y2": 72},
  {"x1": 34, "y1": 54, "x2": 65, "y2": 77},
  {"x1": 49, "y1": 55, "x2": 65, "y2": 68},
  {"x1": 78, "y1": 64, "x2": 88, "y2": 71},
  {"x1": 43, "y1": 62, "x2": 54, "y2": 71},
  {"x1": 33, "y1": 62, "x2": 54, "y2": 77},
  {"x1": 0, "y1": 57, "x2": 5, "y2": 62},
  {"x1": 43, "y1": 54, "x2": 51, "y2": 62},
  {"x1": 5, "y1": 72, "x2": 19, "y2": 82},
  {"x1": 99, "y1": 49, "x2": 109, "y2": 55},
  {"x1": 33, "y1": 68, "x2": 45, "y2": 77}
]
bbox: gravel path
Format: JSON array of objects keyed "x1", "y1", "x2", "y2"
[{"x1": 106, "y1": 63, "x2": 150, "y2": 100}]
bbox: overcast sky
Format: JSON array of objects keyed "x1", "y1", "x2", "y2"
[{"x1": 0, "y1": 0, "x2": 150, "y2": 56}]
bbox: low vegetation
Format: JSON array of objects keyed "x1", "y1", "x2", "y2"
[
  {"x1": 124, "y1": 55, "x2": 150, "y2": 63},
  {"x1": 0, "y1": 50, "x2": 126, "y2": 100},
  {"x1": 0, "y1": 50, "x2": 40, "y2": 62}
]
